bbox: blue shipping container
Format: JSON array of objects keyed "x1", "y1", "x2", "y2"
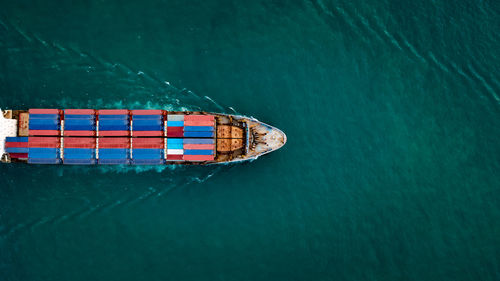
[
  {"x1": 167, "y1": 138, "x2": 183, "y2": 144},
  {"x1": 64, "y1": 114, "x2": 95, "y2": 119},
  {"x1": 6, "y1": 137, "x2": 29, "y2": 142},
  {"x1": 65, "y1": 119, "x2": 95, "y2": 126},
  {"x1": 28, "y1": 158, "x2": 62, "y2": 164},
  {"x1": 183, "y1": 138, "x2": 215, "y2": 144},
  {"x1": 166, "y1": 143, "x2": 183, "y2": 149},
  {"x1": 6, "y1": 147, "x2": 29, "y2": 153},
  {"x1": 183, "y1": 126, "x2": 214, "y2": 132},
  {"x1": 132, "y1": 125, "x2": 163, "y2": 131},
  {"x1": 132, "y1": 159, "x2": 165, "y2": 165},
  {"x1": 98, "y1": 115, "x2": 129, "y2": 119},
  {"x1": 183, "y1": 131, "x2": 214, "y2": 138},
  {"x1": 133, "y1": 119, "x2": 162, "y2": 126},
  {"x1": 184, "y1": 149, "x2": 214, "y2": 155},
  {"x1": 167, "y1": 121, "x2": 184, "y2": 127}
]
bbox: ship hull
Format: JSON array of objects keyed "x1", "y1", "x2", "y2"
[{"x1": 1, "y1": 109, "x2": 286, "y2": 165}]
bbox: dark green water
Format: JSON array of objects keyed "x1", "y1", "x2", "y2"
[{"x1": 1, "y1": 0, "x2": 500, "y2": 280}]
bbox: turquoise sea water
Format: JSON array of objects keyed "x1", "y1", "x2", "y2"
[{"x1": 1, "y1": 1, "x2": 499, "y2": 280}]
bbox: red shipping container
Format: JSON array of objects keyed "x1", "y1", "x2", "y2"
[
  {"x1": 64, "y1": 131, "x2": 96, "y2": 136},
  {"x1": 29, "y1": 109, "x2": 60, "y2": 114},
  {"x1": 99, "y1": 131, "x2": 130, "y2": 136},
  {"x1": 5, "y1": 142, "x2": 29, "y2": 148},
  {"x1": 132, "y1": 131, "x2": 163, "y2": 136},
  {"x1": 29, "y1": 143, "x2": 60, "y2": 148},
  {"x1": 131, "y1": 110, "x2": 163, "y2": 115},
  {"x1": 29, "y1": 130, "x2": 60, "y2": 136},
  {"x1": 184, "y1": 115, "x2": 214, "y2": 122},
  {"x1": 183, "y1": 144, "x2": 215, "y2": 150},
  {"x1": 9, "y1": 153, "x2": 28, "y2": 158},
  {"x1": 167, "y1": 132, "x2": 183, "y2": 137},
  {"x1": 65, "y1": 143, "x2": 96, "y2": 149},
  {"x1": 166, "y1": 155, "x2": 183, "y2": 160},
  {"x1": 64, "y1": 137, "x2": 95, "y2": 144},
  {"x1": 133, "y1": 138, "x2": 163, "y2": 144},
  {"x1": 29, "y1": 137, "x2": 59, "y2": 143},
  {"x1": 183, "y1": 155, "x2": 214, "y2": 161},
  {"x1": 183, "y1": 120, "x2": 214, "y2": 126},
  {"x1": 132, "y1": 144, "x2": 164, "y2": 149},
  {"x1": 99, "y1": 137, "x2": 129, "y2": 144},
  {"x1": 99, "y1": 143, "x2": 130, "y2": 149},
  {"x1": 64, "y1": 109, "x2": 95, "y2": 115},
  {"x1": 98, "y1": 109, "x2": 129, "y2": 115}
]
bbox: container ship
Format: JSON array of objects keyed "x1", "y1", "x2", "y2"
[{"x1": 0, "y1": 109, "x2": 286, "y2": 165}]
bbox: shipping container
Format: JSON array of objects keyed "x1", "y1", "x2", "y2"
[
  {"x1": 9, "y1": 153, "x2": 28, "y2": 158},
  {"x1": 184, "y1": 115, "x2": 214, "y2": 121},
  {"x1": 131, "y1": 110, "x2": 163, "y2": 115},
  {"x1": 132, "y1": 131, "x2": 163, "y2": 136},
  {"x1": 28, "y1": 137, "x2": 59, "y2": 143},
  {"x1": 98, "y1": 109, "x2": 129, "y2": 115},
  {"x1": 167, "y1": 115, "x2": 184, "y2": 121},
  {"x1": 64, "y1": 114, "x2": 95, "y2": 119},
  {"x1": 183, "y1": 155, "x2": 215, "y2": 161},
  {"x1": 183, "y1": 131, "x2": 214, "y2": 138},
  {"x1": 167, "y1": 121, "x2": 184, "y2": 127},
  {"x1": 133, "y1": 138, "x2": 163, "y2": 143},
  {"x1": 6, "y1": 147, "x2": 29, "y2": 153},
  {"x1": 184, "y1": 149, "x2": 214, "y2": 155},
  {"x1": 29, "y1": 114, "x2": 60, "y2": 119},
  {"x1": 183, "y1": 126, "x2": 214, "y2": 132},
  {"x1": 99, "y1": 115, "x2": 129, "y2": 119},
  {"x1": 5, "y1": 142, "x2": 29, "y2": 148},
  {"x1": 99, "y1": 131, "x2": 130, "y2": 136},
  {"x1": 64, "y1": 109, "x2": 95, "y2": 115},
  {"x1": 166, "y1": 149, "x2": 183, "y2": 155},
  {"x1": 6, "y1": 137, "x2": 28, "y2": 142},
  {"x1": 166, "y1": 143, "x2": 183, "y2": 149},
  {"x1": 29, "y1": 130, "x2": 60, "y2": 136},
  {"x1": 132, "y1": 159, "x2": 165, "y2": 165},
  {"x1": 99, "y1": 137, "x2": 129, "y2": 144},
  {"x1": 132, "y1": 115, "x2": 162, "y2": 119},
  {"x1": 183, "y1": 120, "x2": 214, "y2": 126},
  {"x1": 64, "y1": 131, "x2": 96, "y2": 136},
  {"x1": 183, "y1": 144, "x2": 215, "y2": 150},
  {"x1": 166, "y1": 155, "x2": 183, "y2": 160},
  {"x1": 99, "y1": 149, "x2": 130, "y2": 159},
  {"x1": 29, "y1": 109, "x2": 60, "y2": 114},
  {"x1": 28, "y1": 158, "x2": 62, "y2": 164},
  {"x1": 183, "y1": 138, "x2": 214, "y2": 144}
]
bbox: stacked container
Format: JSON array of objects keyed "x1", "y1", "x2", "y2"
[
  {"x1": 132, "y1": 137, "x2": 164, "y2": 165},
  {"x1": 28, "y1": 109, "x2": 61, "y2": 136},
  {"x1": 166, "y1": 115, "x2": 184, "y2": 137},
  {"x1": 131, "y1": 110, "x2": 164, "y2": 136},
  {"x1": 183, "y1": 138, "x2": 215, "y2": 161},
  {"x1": 64, "y1": 109, "x2": 96, "y2": 136},
  {"x1": 28, "y1": 137, "x2": 62, "y2": 164},
  {"x1": 98, "y1": 109, "x2": 130, "y2": 136},
  {"x1": 183, "y1": 115, "x2": 214, "y2": 138},
  {"x1": 166, "y1": 138, "x2": 183, "y2": 161},
  {"x1": 63, "y1": 137, "x2": 96, "y2": 164},
  {"x1": 4, "y1": 137, "x2": 29, "y2": 159},
  {"x1": 99, "y1": 137, "x2": 130, "y2": 164}
]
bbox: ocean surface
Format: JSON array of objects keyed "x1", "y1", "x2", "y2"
[{"x1": 1, "y1": 0, "x2": 499, "y2": 280}]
